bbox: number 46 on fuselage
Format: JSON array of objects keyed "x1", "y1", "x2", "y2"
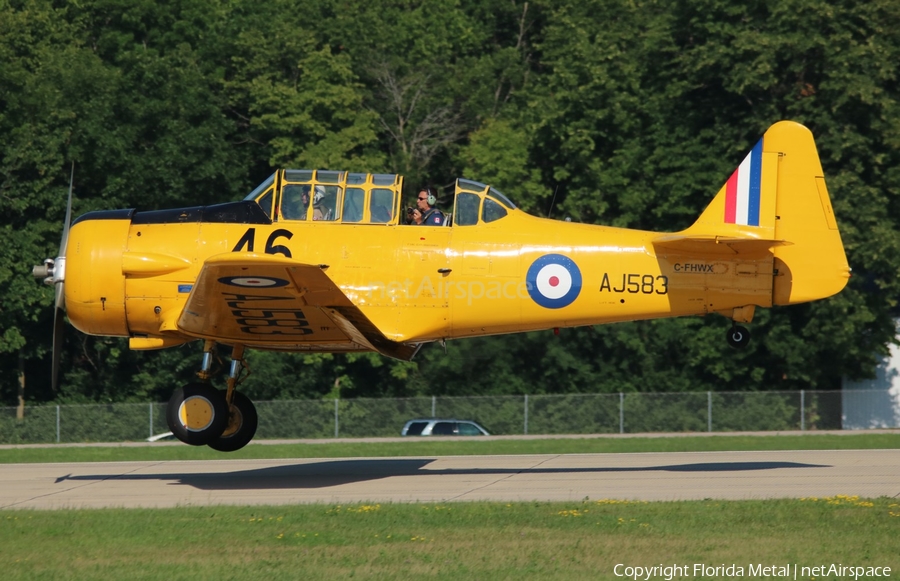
[{"x1": 34, "y1": 120, "x2": 849, "y2": 451}]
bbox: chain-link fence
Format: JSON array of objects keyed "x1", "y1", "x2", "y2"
[{"x1": 0, "y1": 389, "x2": 896, "y2": 445}]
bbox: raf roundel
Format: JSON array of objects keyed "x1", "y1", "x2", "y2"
[
  {"x1": 218, "y1": 276, "x2": 290, "y2": 288},
  {"x1": 525, "y1": 254, "x2": 582, "y2": 309}
]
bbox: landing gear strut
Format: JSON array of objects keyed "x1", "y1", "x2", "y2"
[
  {"x1": 165, "y1": 341, "x2": 258, "y2": 451},
  {"x1": 209, "y1": 345, "x2": 258, "y2": 452},
  {"x1": 725, "y1": 306, "x2": 754, "y2": 349},
  {"x1": 209, "y1": 389, "x2": 258, "y2": 452}
]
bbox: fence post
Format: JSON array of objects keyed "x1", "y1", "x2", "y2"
[
  {"x1": 56, "y1": 405, "x2": 60, "y2": 443},
  {"x1": 432, "y1": 395, "x2": 436, "y2": 417},
  {"x1": 707, "y1": 392, "x2": 712, "y2": 432},
  {"x1": 619, "y1": 393, "x2": 624, "y2": 434},
  {"x1": 800, "y1": 390, "x2": 805, "y2": 431},
  {"x1": 334, "y1": 398, "x2": 339, "y2": 438},
  {"x1": 149, "y1": 403, "x2": 153, "y2": 440},
  {"x1": 524, "y1": 394, "x2": 529, "y2": 435}
]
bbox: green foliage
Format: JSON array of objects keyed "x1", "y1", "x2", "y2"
[
  {"x1": 2, "y1": 0, "x2": 900, "y2": 405},
  {"x1": 222, "y1": 1, "x2": 386, "y2": 172},
  {"x1": 456, "y1": 118, "x2": 548, "y2": 213}
]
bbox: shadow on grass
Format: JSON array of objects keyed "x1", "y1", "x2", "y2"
[{"x1": 54, "y1": 459, "x2": 830, "y2": 490}]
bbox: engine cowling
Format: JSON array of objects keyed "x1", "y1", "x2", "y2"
[{"x1": 65, "y1": 212, "x2": 131, "y2": 337}]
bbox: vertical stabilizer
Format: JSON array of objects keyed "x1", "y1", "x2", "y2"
[{"x1": 681, "y1": 121, "x2": 849, "y2": 305}]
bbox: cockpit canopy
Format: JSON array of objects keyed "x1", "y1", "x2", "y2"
[
  {"x1": 244, "y1": 170, "x2": 516, "y2": 226},
  {"x1": 452, "y1": 178, "x2": 516, "y2": 226},
  {"x1": 244, "y1": 170, "x2": 401, "y2": 224}
]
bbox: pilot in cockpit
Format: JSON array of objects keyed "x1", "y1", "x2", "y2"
[
  {"x1": 282, "y1": 185, "x2": 309, "y2": 220},
  {"x1": 416, "y1": 186, "x2": 445, "y2": 225}
]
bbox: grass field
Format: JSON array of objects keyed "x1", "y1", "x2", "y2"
[
  {"x1": 1, "y1": 432, "x2": 898, "y2": 464},
  {"x1": 3, "y1": 433, "x2": 897, "y2": 579},
  {"x1": 2, "y1": 497, "x2": 898, "y2": 580}
]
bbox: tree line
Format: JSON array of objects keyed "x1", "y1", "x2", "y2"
[{"x1": 2, "y1": 0, "x2": 899, "y2": 406}]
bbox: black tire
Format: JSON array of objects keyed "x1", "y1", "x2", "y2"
[
  {"x1": 166, "y1": 383, "x2": 229, "y2": 446},
  {"x1": 726, "y1": 325, "x2": 751, "y2": 349},
  {"x1": 208, "y1": 390, "x2": 258, "y2": 452}
]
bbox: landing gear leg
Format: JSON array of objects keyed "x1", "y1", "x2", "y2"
[
  {"x1": 197, "y1": 339, "x2": 216, "y2": 382},
  {"x1": 166, "y1": 340, "x2": 228, "y2": 445},
  {"x1": 208, "y1": 344, "x2": 258, "y2": 452}
]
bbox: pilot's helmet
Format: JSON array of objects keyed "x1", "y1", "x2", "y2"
[{"x1": 313, "y1": 185, "x2": 326, "y2": 206}]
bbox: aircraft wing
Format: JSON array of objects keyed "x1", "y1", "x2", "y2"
[{"x1": 176, "y1": 253, "x2": 420, "y2": 360}]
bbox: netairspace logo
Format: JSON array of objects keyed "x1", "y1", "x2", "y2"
[{"x1": 613, "y1": 563, "x2": 892, "y2": 580}]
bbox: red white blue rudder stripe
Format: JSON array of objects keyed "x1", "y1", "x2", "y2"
[{"x1": 724, "y1": 138, "x2": 763, "y2": 226}]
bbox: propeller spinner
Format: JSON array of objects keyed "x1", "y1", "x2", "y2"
[{"x1": 32, "y1": 163, "x2": 74, "y2": 391}]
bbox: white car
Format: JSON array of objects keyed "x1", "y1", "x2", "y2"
[{"x1": 401, "y1": 418, "x2": 490, "y2": 436}]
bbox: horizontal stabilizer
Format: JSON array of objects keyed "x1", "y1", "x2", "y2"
[{"x1": 653, "y1": 234, "x2": 791, "y2": 256}]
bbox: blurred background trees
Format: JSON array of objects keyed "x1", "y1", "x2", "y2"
[{"x1": 2, "y1": 0, "x2": 899, "y2": 404}]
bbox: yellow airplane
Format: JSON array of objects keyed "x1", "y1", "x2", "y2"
[{"x1": 32, "y1": 120, "x2": 849, "y2": 451}]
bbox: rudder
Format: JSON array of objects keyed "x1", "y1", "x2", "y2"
[{"x1": 766, "y1": 121, "x2": 849, "y2": 305}]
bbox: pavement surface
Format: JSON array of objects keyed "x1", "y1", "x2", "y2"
[{"x1": 1, "y1": 449, "x2": 898, "y2": 509}]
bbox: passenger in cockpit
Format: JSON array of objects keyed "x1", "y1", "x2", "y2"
[{"x1": 312, "y1": 186, "x2": 328, "y2": 221}]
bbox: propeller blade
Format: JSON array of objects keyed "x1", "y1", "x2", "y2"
[
  {"x1": 58, "y1": 162, "x2": 74, "y2": 258},
  {"x1": 51, "y1": 162, "x2": 74, "y2": 391},
  {"x1": 54, "y1": 279, "x2": 65, "y2": 311},
  {"x1": 52, "y1": 306, "x2": 65, "y2": 391}
]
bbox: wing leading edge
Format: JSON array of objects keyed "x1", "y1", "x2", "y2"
[{"x1": 176, "y1": 253, "x2": 420, "y2": 360}]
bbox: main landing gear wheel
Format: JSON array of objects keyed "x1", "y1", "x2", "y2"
[
  {"x1": 166, "y1": 383, "x2": 229, "y2": 446},
  {"x1": 726, "y1": 325, "x2": 751, "y2": 349},
  {"x1": 208, "y1": 390, "x2": 258, "y2": 453}
]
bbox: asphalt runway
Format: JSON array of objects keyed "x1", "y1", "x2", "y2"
[{"x1": 1, "y1": 449, "x2": 897, "y2": 510}]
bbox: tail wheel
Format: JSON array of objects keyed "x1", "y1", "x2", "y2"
[
  {"x1": 208, "y1": 390, "x2": 258, "y2": 452},
  {"x1": 166, "y1": 383, "x2": 229, "y2": 446},
  {"x1": 726, "y1": 325, "x2": 751, "y2": 349}
]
